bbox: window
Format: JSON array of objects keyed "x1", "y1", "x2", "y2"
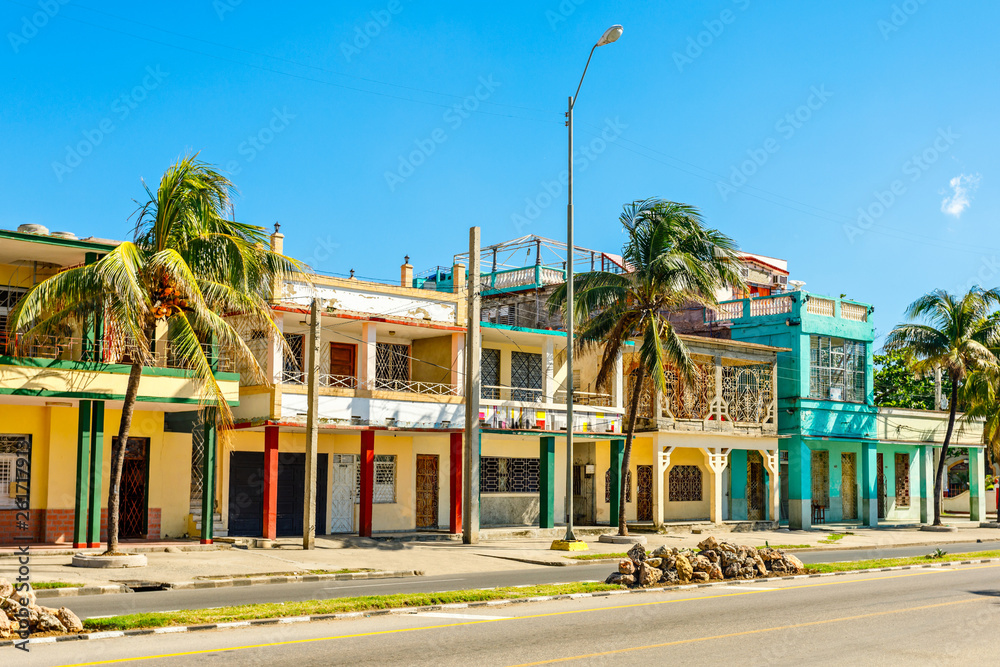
[
  {"x1": 0, "y1": 435, "x2": 30, "y2": 509},
  {"x1": 481, "y1": 457, "x2": 539, "y2": 493},
  {"x1": 375, "y1": 342, "x2": 410, "y2": 390},
  {"x1": 810, "y1": 336, "x2": 866, "y2": 403},
  {"x1": 481, "y1": 348, "x2": 500, "y2": 400},
  {"x1": 811, "y1": 450, "x2": 830, "y2": 507},
  {"x1": 604, "y1": 468, "x2": 632, "y2": 503},
  {"x1": 895, "y1": 453, "x2": 910, "y2": 506},
  {"x1": 355, "y1": 455, "x2": 396, "y2": 503},
  {"x1": 511, "y1": 351, "x2": 542, "y2": 402},
  {"x1": 282, "y1": 333, "x2": 304, "y2": 383},
  {"x1": 668, "y1": 465, "x2": 702, "y2": 502}
]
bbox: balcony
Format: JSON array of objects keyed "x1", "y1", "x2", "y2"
[
  {"x1": 705, "y1": 292, "x2": 872, "y2": 326},
  {"x1": 6, "y1": 334, "x2": 236, "y2": 372}
]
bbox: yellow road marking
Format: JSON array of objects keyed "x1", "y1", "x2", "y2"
[{"x1": 56, "y1": 564, "x2": 998, "y2": 666}]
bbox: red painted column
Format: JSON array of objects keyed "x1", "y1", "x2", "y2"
[
  {"x1": 359, "y1": 430, "x2": 375, "y2": 537},
  {"x1": 449, "y1": 432, "x2": 463, "y2": 534},
  {"x1": 262, "y1": 426, "x2": 279, "y2": 539}
]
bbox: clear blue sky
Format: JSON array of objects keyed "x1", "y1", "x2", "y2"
[{"x1": 3, "y1": 1, "x2": 997, "y2": 341}]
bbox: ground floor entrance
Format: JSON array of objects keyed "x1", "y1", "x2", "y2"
[{"x1": 228, "y1": 451, "x2": 328, "y2": 538}]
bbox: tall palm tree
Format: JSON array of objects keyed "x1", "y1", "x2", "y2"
[
  {"x1": 884, "y1": 288, "x2": 1000, "y2": 526},
  {"x1": 961, "y1": 363, "x2": 1000, "y2": 510},
  {"x1": 7, "y1": 155, "x2": 298, "y2": 553},
  {"x1": 549, "y1": 199, "x2": 744, "y2": 536}
]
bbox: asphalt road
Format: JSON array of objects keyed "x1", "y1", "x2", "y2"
[
  {"x1": 60, "y1": 539, "x2": 1000, "y2": 620},
  {"x1": 17, "y1": 560, "x2": 1000, "y2": 666}
]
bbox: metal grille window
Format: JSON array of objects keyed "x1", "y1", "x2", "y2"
[
  {"x1": 811, "y1": 450, "x2": 830, "y2": 507},
  {"x1": 355, "y1": 455, "x2": 396, "y2": 503},
  {"x1": 0, "y1": 287, "x2": 26, "y2": 349},
  {"x1": 481, "y1": 457, "x2": 539, "y2": 493},
  {"x1": 283, "y1": 333, "x2": 304, "y2": 383},
  {"x1": 809, "y1": 336, "x2": 866, "y2": 403},
  {"x1": 375, "y1": 343, "x2": 410, "y2": 390},
  {"x1": 668, "y1": 465, "x2": 702, "y2": 502},
  {"x1": 481, "y1": 348, "x2": 500, "y2": 399},
  {"x1": 511, "y1": 351, "x2": 542, "y2": 402},
  {"x1": 604, "y1": 468, "x2": 632, "y2": 502},
  {"x1": 0, "y1": 435, "x2": 30, "y2": 509},
  {"x1": 895, "y1": 453, "x2": 910, "y2": 506}
]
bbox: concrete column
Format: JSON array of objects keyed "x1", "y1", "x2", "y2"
[
  {"x1": 73, "y1": 400, "x2": 92, "y2": 549},
  {"x1": 262, "y1": 426, "x2": 279, "y2": 539},
  {"x1": 608, "y1": 439, "x2": 624, "y2": 529},
  {"x1": 449, "y1": 432, "x2": 463, "y2": 534},
  {"x1": 267, "y1": 315, "x2": 284, "y2": 419},
  {"x1": 970, "y1": 447, "x2": 987, "y2": 522},
  {"x1": 542, "y1": 338, "x2": 555, "y2": 403},
  {"x1": 451, "y1": 333, "x2": 465, "y2": 392},
  {"x1": 919, "y1": 444, "x2": 934, "y2": 524},
  {"x1": 359, "y1": 322, "x2": 377, "y2": 390},
  {"x1": 729, "y1": 449, "x2": 748, "y2": 521},
  {"x1": 652, "y1": 445, "x2": 673, "y2": 528},
  {"x1": 860, "y1": 441, "x2": 878, "y2": 528},
  {"x1": 86, "y1": 401, "x2": 105, "y2": 548},
  {"x1": 761, "y1": 449, "x2": 780, "y2": 523},
  {"x1": 705, "y1": 448, "x2": 730, "y2": 524},
  {"x1": 201, "y1": 409, "x2": 217, "y2": 544},
  {"x1": 540, "y1": 436, "x2": 556, "y2": 528},
  {"x1": 787, "y1": 436, "x2": 812, "y2": 530},
  {"x1": 611, "y1": 351, "x2": 623, "y2": 411},
  {"x1": 303, "y1": 299, "x2": 320, "y2": 549},
  {"x1": 359, "y1": 431, "x2": 375, "y2": 537}
]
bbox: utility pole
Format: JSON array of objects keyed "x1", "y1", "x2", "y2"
[
  {"x1": 463, "y1": 227, "x2": 481, "y2": 544},
  {"x1": 303, "y1": 297, "x2": 320, "y2": 549}
]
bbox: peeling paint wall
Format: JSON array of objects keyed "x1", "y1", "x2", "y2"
[{"x1": 284, "y1": 281, "x2": 457, "y2": 323}]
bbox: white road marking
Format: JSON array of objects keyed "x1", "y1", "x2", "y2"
[
  {"x1": 414, "y1": 612, "x2": 511, "y2": 620},
  {"x1": 321, "y1": 578, "x2": 465, "y2": 591}
]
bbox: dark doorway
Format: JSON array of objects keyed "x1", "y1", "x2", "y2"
[
  {"x1": 415, "y1": 454, "x2": 439, "y2": 529},
  {"x1": 228, "y1": 451, "x2": 328, "y2": 537},
  {"x1": 877, "y1": 452, "x2": 887, "y2": 519},
  {"x1": 747, "y1": 452, "x2": 766, "y2": 521},
  {"x1": 116, "y1": 437, "x2": 149, "y2": 538}
]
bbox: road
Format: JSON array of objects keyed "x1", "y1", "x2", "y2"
[
  {"x1": 61, "y1": 539, "x2": 1000, "y2": 619},
  {"x1": 16, "y1": 561, "x2": 1000, "y2": 666}
]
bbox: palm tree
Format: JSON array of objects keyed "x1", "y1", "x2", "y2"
[
  {"x1": 549, "y1": 199, "x2": 744, "y2": 536},
  {"x1": 7, "y1": 155, "x2": 298, "y2": 553},
  {"x1": 884, "y1": 288, "x2": 1000, "y2": 526},
  {"x1": 961, "y1": 362, "x2": 1000, "y2": 511}
]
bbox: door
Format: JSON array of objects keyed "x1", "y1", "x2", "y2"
[
  {"x1": 330, "y1": 454, "x2": 356, "y2": 533},
  {"x1": 416, "y1": 455, "x2": 439, "y2": 529},
  {"x1": 329, "y1": 343, "x2": 356, "y2": 380},
  {"x1": 276, "y1": 453, "x2": 328, "y2": 537},
  {"x1": 118, "y1": 437, "x2": 149, "y2": 538},
  {"x1": 877, "y1": 453, "x2": 887, "y2": 519},
  {"x1": 841, "y1": 452, "x2": 858, "y2": 520},
  {"x1": 636, "y1": 465, "x2": 653, "y2": 521},
  {"x1": 811, "y1": 450, "x2": 830, "y2": 509},
  {"x1": 228, "y1": 452, "x2": 327, "y2": 538},
  {"x1": 747, "y1": 452, "x2": 766, "y2": 521},
  {"x1": 228, "y1": 451, "x2": 264, "y2": 537}
]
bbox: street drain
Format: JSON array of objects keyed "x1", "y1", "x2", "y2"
[{"x1": 111, "y1": 580, "x2": 170, "y2": 592}]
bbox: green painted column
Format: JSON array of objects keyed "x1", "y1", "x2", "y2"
[
  {"x1": 919, "y1": 445, "x2": 934, "y2": 524},
  {"x1": 201, "y1": 409, "x2": 217, "y2": 544},
  {"x1": 86, "y1": 401, "x2": 105, "y2": 547},
  {"x1": 73, "y1": 401, "x2": 92, "y2": 548},
  {"x1": 787, "y1": 436, "x2": 812, "y2": 529},
  {"x1": 539, "y1": 436, "x2": 555, "y2": 528},
  {"x1": 969, "y1": 447, "x2": 987, "y2": 522},
  {"x1": 609, "y1": 439, "x2": 624, "y2": 528},
  {"x1": 729, "y1": 449, "x2": 748, "y2": 520},
  {"x1": 860, "y1": 442, "x2": 878, "y2": 527}
]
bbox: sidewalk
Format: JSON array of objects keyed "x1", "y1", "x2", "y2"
[{"x1": 2, "y1": 523, "x2": 998, "y2": 590}]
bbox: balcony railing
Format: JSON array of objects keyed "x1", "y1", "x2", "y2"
[
  {"x1": 280, "y1": 371, "x2": 460, "y2": 397},
  {"x1": 704, "y1": 292, "x2": 872, "y2": 326},
  {"x1": 805, "y1": 297, "x2": 835, "y2": 317},
  {"x1": 5, "y1": 335, "x2": 236, "y2": 373},
  {"x1": 552, "y1": 389, "x2": 614, "y2": 407},
  {"x1": 281, "y1": 370, "x2": 359, "y2": 389}
]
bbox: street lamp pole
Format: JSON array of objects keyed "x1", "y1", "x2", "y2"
[{"x1": 564, "y1": 24, "x2": 622, "y2": 543}]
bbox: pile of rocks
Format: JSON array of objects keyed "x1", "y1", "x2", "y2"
[
  {"x1": 0, "y1": 579, "x2": 84, "y2": 638},
  {"x1": 605, "y1": 537, "x2": 805, "y2": 588}
]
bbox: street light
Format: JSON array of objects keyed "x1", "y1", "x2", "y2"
[{"x1": 564, "y1": 24, "x2": 622, "y2": 544}]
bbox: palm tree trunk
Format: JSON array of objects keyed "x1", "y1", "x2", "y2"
[
  {"x1": 619, "y1": 365, "x2": 647, "y2": 537},
  {"x1": 106, "y1": 363, "x2": 143, "y2": 554},
  {"x1": 933, "y1": 381, "x2": 960, "y2": 526}
]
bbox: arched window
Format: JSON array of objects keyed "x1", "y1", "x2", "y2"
[
  {"x1": 668, "y1": 465, "x2": 702, "y2": 502},
  {"x1": 605, "y1": 468, "x2": 632, "y2": 503}
]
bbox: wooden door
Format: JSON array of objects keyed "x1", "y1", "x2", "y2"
[
  {"x1": 329, "y1": 343, "x2": 356, "y2": 379},
  {"x1": 416, "y1": 455, "x2": 439, "y2": 529},
  {"x1": 117, "y1": 437, "x2": 149, "y2": 538},
  {"x1": 747, "y1": 452, "x2": 765, "y2": 521},
  {"x1": 877, "y1": 453, "x2": 887, "y2": 519},
  {"x1": 636, "y1": 465, "x2": 653, "y2": 521},
  {"x1": 841, "y1": 452, "x2": 858, "y2": 520}
]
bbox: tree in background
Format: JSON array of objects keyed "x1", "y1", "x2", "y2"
[{"x1": 874, "y1": 350, "x2": 953, "y2": 410}]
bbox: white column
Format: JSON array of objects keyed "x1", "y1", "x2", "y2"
[
  {"x1": 705, "y1": 447, "x2": 731, "y2": 524},
  {"x1": 266, "y1": 314, "x2": 284, "y2": 384},
  {"x1": 450, "y1": 332, "x2": 465, "y2": 393},
  {"x1": 970, "y1": 447, "x2": 987, "y2": 522},
  {"x1": 542, "y1": 337, "x2": 555, "y2": 403},
  {"x1": 360, "y1": 322, "x2": 377, "y2": 389},
  {"x1": 761, "y1": 449, "x2": 780, "y2": 523},
  {"x1": 611, "y1": 350, "x2": 623, "y2": 410},
  {"x1": 653, "y1": 442, "x2": 674, "y2": 528}
]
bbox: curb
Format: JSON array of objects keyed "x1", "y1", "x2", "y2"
[
  {"x1": 33, "y1": 570, "x2": 422, "y2": 599},
  {"x1": 8, "y1": 558, "x2": 999, "y2": 648}
]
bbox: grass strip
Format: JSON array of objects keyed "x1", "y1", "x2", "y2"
[
  {"x1": 565, "y1": 552, "x2": 628, "y2": 561},
  {"x1": 82, "y1": 582, "x2": 618, "y2": 632},
  {"x1": 32, "y1": 582, "x2": 85, "y2": 590},
  {"x1": 805, "y1": 549, "x2": 1000, "y2": 573},
  {"x1": 196, "y1": 568, "x2": 366, "y2": 580}
]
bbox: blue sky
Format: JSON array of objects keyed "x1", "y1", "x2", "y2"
[{"x1": 2, "y1": 1, "x2": 997, "y2": 341}]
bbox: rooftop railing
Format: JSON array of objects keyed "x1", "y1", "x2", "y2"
[{"x1": 4, "y1": 334, "x2": 236, "y2": 372}]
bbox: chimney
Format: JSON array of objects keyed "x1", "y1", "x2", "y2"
[
  {"x1": 401, "y1": 255, "x2": 413, "y2": 288},
  {"x1": 270, "y1": 222, "x2": 284, "y2": 301},
  {"x1": 452, "y1": 262, "x2": 466, "y2": 294}
]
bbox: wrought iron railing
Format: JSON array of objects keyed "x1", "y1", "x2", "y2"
[{"x1": 6, "y1": 334, "x2": 236, "y2": 373}]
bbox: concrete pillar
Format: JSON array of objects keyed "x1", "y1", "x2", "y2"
[
  {"x1": 449, "y1": 432, "x2": 463, "y2": 534},
  {"x1": 73, "y1": 401, "x2": 92, "y2": 549},
  {"x1": 861, "y1": 441, "x2": 878, "y2": 527},
  {"x1": 542, "y1": 338, "x2": 555, "y2": 403},
  {"x1": 761, "y1": 449, "x2": 780, "y2": 523},
  {"x1": 303, "y1": 299, "x2": 320, "y2": 549},
  {"x1": 970, "y1": 447, "x2": 987, "y2": 522},
  {"x1": 263, "y1": 426, "x2": 279, "y2": 539},
  {"x1": 652, "y1": 445, "x2": 673, "y2": 528},
  {"x1": 540, "y1": 436, "x2": 556, "y2": 528},
  {"x1": 705, "y1": 448, "x2": 730, "y2": 524},
  {"x1": 86, "y1": 401, "x2": 105, "y2": 548},
  {"x1": 787, "y1": 436, "x2": 812, "y2": 530},
  {"x1": 359, "y1": 322, "x2": 377, "y2": 390},
  {"x1": 608, "y1": 439, "x2": 624, "y2": 528},
  {"x1": 201, "y1": 409, "x2": 217, "y2": 544},
  {"x1": 919, "y1": 444, "x2": 934, "y2": 524},
  {"x1": 451, "y1": 333, "x2": 465, "y2": 393},
  {"x1": 359, "y1": 431, "x2": 374, "y2": 537},
  {"x1": 729, "y1": 449, "x2": 748, "y2": 521},
  {"x1": 611, "y1": 351, "x2": 623, "y2": 411}
]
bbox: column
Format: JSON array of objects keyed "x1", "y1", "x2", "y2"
[
  {"x1": 611, "y1": 351, "x2": 623, "y2": 411},
  {"x1": 729, "y1": 449, "x2": 747, "y2": 521},
  {"x1": 860, "y1": 441, "x2": 878, "y2": 528},
  {"x1": 542, "y1": 338, "x2": 555, "y2": 403},
  {"x1": 608, "y1": 439, "x2": 624, "y2": 529},
  {"x1": 449, "y1": 432, "x2": 463, "y2": 534},
  {"x1": 262, "y1": 426, "x2": 279, "y2": 539},
  {"x1": 705, "y1": 448, "x2": 730, "y2": 524},
  {"x1": 761, "y1": 449, "x2": 780, "y2": 523},
  {"x1": 539, "y1": 436, "x2": 556, "y2": 528},
  {"x1": 359, "y1": 322, "x2": 377, "y2": 390},
  {"x1": 919, "y1": 444, "x2": 934, "y2": 524},
  {"x1": 201, "y1": 409, "x2": 217, "y2": 544},
  {"x1": 652, "y1": 445, "x2": 673, "y2": 528},
  {"x1": 359, "y1": 430, "x2": 374, "y2": 537},
  {"x1": 787, "y1": 436, "x2": 812, "y2": 530},
  {"x1": 450, "y1": 333, "x2": 465, "y2": 392},
  {"x1": 267, "y1": 315, "x2": 284, "y2": 418},
  {"x1": 970, "y1": 447, "x2": 987, "y2": 522},
  {"x1": 73, "y1": 401, "x2": 92, "y2": 549},
  {"x1": 86, "y1": 401, "x2": 105, "y2": 548}
]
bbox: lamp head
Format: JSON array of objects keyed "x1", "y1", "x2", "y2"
[{"x1": 596, "y1": 24, "x2": 623, "y2": 47}]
